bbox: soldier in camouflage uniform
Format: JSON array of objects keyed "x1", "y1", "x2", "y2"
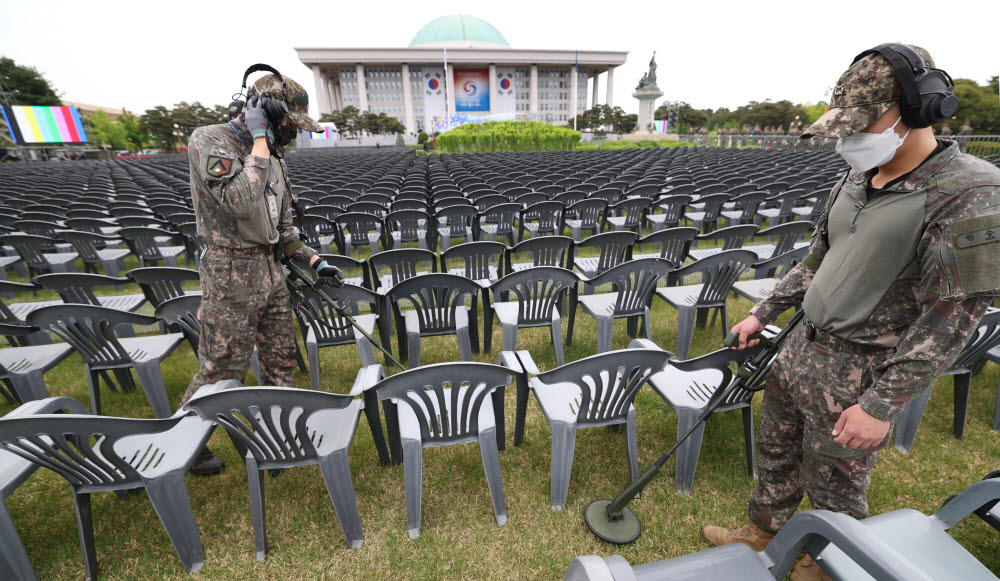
[
  {"x1": 702, "y1": 46, "x2": 1000, "y2": 581},
  {"x1": 183, "y1": 71, "x2": 341, "y2": 474}
]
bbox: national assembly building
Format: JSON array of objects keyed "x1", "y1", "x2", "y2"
[{"x1": 296, "y1": 14, "x2": 629, "y2": 134}]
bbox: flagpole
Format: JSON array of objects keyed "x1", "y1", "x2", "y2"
[
  {"x1": 443, "y1": 47, "x2": 449, "y2": 122},
  {"x1": 574, "y1": 50, "x2": 578, "y2": 131}
]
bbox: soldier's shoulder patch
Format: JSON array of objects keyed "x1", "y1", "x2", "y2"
[
  {"x1": 939, "y1": 211, "x2": 1000, "y2": 299},
  {"x1": 209, "y1": 144, "x2": 235, "y2": 159},
  {"x1": 206, "y1": 156, "x2": 233, "y2": 177}
]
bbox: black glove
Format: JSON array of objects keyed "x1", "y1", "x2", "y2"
[
  {"x1": 313, "y1": 260, "x2": 344, "y2": 287},
  {"x1": 245, "y1": 95, "x2": 272, "y2": 140}
]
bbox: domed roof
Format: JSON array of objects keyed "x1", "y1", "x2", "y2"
[{"x1": 409, "y1": 15, "x2": 510, "y2": 48}]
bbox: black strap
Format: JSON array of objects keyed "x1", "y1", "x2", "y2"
[
  {"x1": 241, "y1": 64, "x2": 285, "y2": 91},
  {"x1": 854, "y1": 45, "x2": 923, "y2": 116}
]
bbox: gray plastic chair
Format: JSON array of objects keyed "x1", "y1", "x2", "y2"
[
  {"x1": 31, "y1": 272, "x2": 147, "y2": 337},
  {"x1": 686, "y1": 224, "x2": 760, "y2": 261},
  {"x1": 515, "y1": 348, "x2": 672, "y2": 509},
  {"x1": 486, "y1": 267, "x2": 579, "y2": 366},
  {"x1": 0, "y1": 234, "x2": 78, "y2": 276},
  {"x1": 126, "y1": 266, "x2": 201, "y2": 308},
  {"x1": 293, "y1": 282, "x2": 379, "y2": 387},
  {"x1": 0, "y1": 396, "x2": 90, "y2": 581},
  {"x1": 566, "y1": 198, "x2": 608, "y2": 241},
  {"x1": 433, "y1": 204, "x2": 477, "y2": 251},
  {"x1": 630, "y1": 336, "x2": 771, "y2": 492},
  {"x1": 185, "y1": 384, "x2": 365, "y2": 557},
  {"x1": 117, "y1": 227, "x2": 185, "y2": 267},
  {"x1": 0, "y1": 322, "x2": 74, "y2": 403},
  {"x1": 645, "y1": 194, "x2": 691, "y2": 231},
  {"x1": 384, "y1": 209, "x2": 432, "y2": 250},
  {"x1": 61, "y1": 230, "x2": 131, "y2": 277},
  {"x1": 26, "y1": 305, "x2": 184, "y2": 418},
  {"x1": 683, "y1": 192, "x2": 730, "y2": 233},
  {"x1": 0, "y1": 386, "x2": 222, "y2": 579},
  {"x1": 741, "y1": 220, "x2": 813, "y2": 261},
  {"x1": 387, "y1": 273, "x2": 479, "y2": 368},
  {"x1": 656, "y1": 250, "x2": 757, "y2": 360},
  {"x1": 895, "y1": 308, "x2": 1000, "y2": 452},
  {"x1": 373, "y1": 362, "x2": 512, "y2": 538},
  {"x1": 814, "y1": 477, "x2": 1000, "y2": 581},
  {"x1": 506, "y1": 235, "x2": 575, "y2": 273},
  {"x1": 568, "y1": 258, "x2": 672, "y2": 354},
  {"x1": 565, "y1": 509, "x2": 933, "y2": 581},
  {"x1": 334, "y1": 212, "x2": 383, "y2": 257},
  {"x1": 983, "y1": 347, "x2": 1000, "y2": 432},
  {"x1": 476, "y1": 202, "x2": 520, "y2": 244},
  {"x1": 0, "y1": 281, "x2": 56, "y2": 346},
  {"x1": 572, "y1": 231, "x2": 636, "y2": 297},
  {"x1": 731, "y1": 247, "x2": 808, "y2": 303},
  {"x1": 442, "y1": 241, "x2": 507, "y2": 352},
  {"x1": 604, "y1": 197, "x2": 651, "y2": 233},
  {"x1": 519, "y1": 201, "x2": 566, "y2": 240},
  {"x1": 719, "y1": 191, "x2": 769, "y2": 226}
]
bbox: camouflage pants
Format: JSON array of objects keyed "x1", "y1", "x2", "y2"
[
  {"x1": 748, "y1": 324, "x2": 893, "y2": 533},
  {"x1": 180, "y1": 248, "x2": 296, "y2": 403}
]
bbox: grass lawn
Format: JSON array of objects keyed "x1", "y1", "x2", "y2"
[{"x1": 3, "y1": 248, "x2": 999, "y2": 580}]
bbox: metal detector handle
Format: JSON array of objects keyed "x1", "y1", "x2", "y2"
[{"x1": 724, "y1": 331, "x2": 772, "y2": 348}]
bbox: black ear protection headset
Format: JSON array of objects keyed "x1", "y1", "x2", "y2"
[
  {"x1": 239, "y1": 63, "x2": 290, "y2": 130},
  {"x1": 851, "y1": 43, "x2": 959, "y2": 128}
]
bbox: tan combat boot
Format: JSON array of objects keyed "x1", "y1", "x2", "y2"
[
  {"x1": 700, "y1": 522, "x2": 775, "y2": 552},
  {"x1": 790, "y1": 555, "x2": 832, "y2": 581}
]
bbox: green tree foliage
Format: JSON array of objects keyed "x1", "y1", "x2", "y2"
[
  {"x1": 0, "y1": 56, "x2": 60, "y2": 105},
  {"x1": 87, "y1": 110, "x2": 129, "y2": 150},
  {"x1": 140, "y1": 106, "x2": 175, "y2": 150},
  {"x1": 118, "y1": 110, "x2": 150, "y2": 153},
  {"x1": 320, "y1": 108, "x2": 405, "y2": 136},
  {"x1": 568, "y1": 105, "x2": 641, "y2": 133},
  {"x1": 437, "y1": 121, "x2": 581, "y2": 153},
  {"x1": 319, "y1": 106, "x2": 360, "y2": 137}
]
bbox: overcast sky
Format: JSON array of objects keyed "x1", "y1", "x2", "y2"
[{"x1": 3, "y1": 0, "x2": 997, "y2": 119}]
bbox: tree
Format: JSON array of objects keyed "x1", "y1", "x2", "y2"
[
  {"x1": 0, "y1": 57, "x2": 60, "y2": 105},
  {"x1": 87, "y1": 110, "x2": 129, "y2": 150},
  {"x1": 932, "y1": 78, "x2": 1000, "y2": 134},
  {"x1": 140, "y1": 106, "x2": 176, "y2": 150},
  {"x1": 118, "y1": 110, "x2": 149, "y2": 152}
]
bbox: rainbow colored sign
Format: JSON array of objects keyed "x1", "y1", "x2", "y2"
[
  {"x1": 1, "y1": 106, "x2": 89, "y2": 144},
  {"x1": 454, "y1": 68, "x2": 490, "y2": 112}
]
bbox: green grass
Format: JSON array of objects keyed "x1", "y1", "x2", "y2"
[{"x1": 3, "y1": 245, "x2": 999, "y2": 580}]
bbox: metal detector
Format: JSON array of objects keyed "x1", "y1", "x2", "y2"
[
  {"x1": 282, "y1": 257, "x2": 407, "y2": 372},
  {"x1": 584, "y1": 310, "x2": 804, "y2": 544}
]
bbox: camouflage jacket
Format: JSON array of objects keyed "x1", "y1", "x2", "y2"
[
  {"x1": 187, "y1": 119, "x2": 316, "y2": 263},
  {"x1": 751, "y1": 141, "x2": 1000, "y2": 422}
]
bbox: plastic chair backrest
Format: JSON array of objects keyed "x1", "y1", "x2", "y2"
[
  {"x1": 127, "y1": 266, "x2": 199, "y2": 308},
  {"x1": 577, "y1": 231, "x2": 637, "y2": 274},
  {"x1": 370, "y1": 248, "x2": 437, "y2": 289},
  {"x1": 387, "y1": 273, "x2": 480, "y2": 334},
  {"x1": 26, "y1": 304, "x2": 155, "y2": 368},
  {"x1": 32, "y1": 273, "x2": 130, "y2": 306},
  {"x1": 681, "y1": 250, "x2": 757, "y2": 305},
  {"x1": 637, "y1": 227, "x2": 698, "y2": 267},
  {"x1": 589, "y1": 258, "x2": 672, "y2": 316},
  {"x1": 490, "y1": 267, "x2": 578, "y2": 325}
]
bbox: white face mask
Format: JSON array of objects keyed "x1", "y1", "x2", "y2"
[{"x1": 835, "y1": 116, "x2": 911, "y2": 173}]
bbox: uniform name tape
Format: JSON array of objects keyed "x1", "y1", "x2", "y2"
[{"x1": 955, "y1": 228, "x2": 1000, "y2": 248}]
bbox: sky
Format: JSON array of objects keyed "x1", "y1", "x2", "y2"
[{"x1": 2, "y1": 0, "x2": 997, "y2": 120}]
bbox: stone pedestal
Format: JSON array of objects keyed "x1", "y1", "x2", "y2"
[{"x1": 632, "y1": 87, "x2": 663, "y2": 135}]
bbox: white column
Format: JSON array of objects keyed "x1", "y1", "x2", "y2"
[
  {"x1": 606, "y1": 67, "x2": 615, "y2": 108},
  {"x1": 356, "y1": 63, "x2": 369, "y2": 112},
  {"x1": 311, "y1": 64, "x2": 331, "y2": 116},
  {"x1": 570, "y1": 66, "x2": 579, "y2": 122},
  {"x1": 591, "y1": 73, "x2": 600, "y2": 109},
  {"x1": 529, "y1": 64, "x2": 538, "y2": 118},
  {"x1": 329, "y1": 76, "x2": 342, "y2": 110},
  {"x1": 488, "y1": 63, "x2": 497, "y2": 115},
  {"x1": 446, "y1": 63, "x2": 456, "y2": 118},
  {"x1": 402, "y1": 63, "x2": 415, "y2": 135}
]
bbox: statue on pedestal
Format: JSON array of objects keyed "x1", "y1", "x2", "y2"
[{"x1": 635, "y1": 52, "x2": 658, "y2": 92}]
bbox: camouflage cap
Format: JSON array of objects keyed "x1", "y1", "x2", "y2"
[
  {"x1": 802, "y1": 45, "x2": 934, "y2": 139},
  {"x1": 250, "y1": 73, "x2": 322, "y2": 133},
  {"x1": 227, "y1": 99, "x2": 245, "y2": 118}
]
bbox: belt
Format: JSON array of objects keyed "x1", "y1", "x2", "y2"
[
  {"x1": 803, "y1": 319, "x2": 891, "y2": 356},
  {"x1": 207, "y1": 243, "x2": 275, "y2": 257}
]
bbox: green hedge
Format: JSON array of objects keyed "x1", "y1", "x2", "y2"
[
  {"x1": 576, "y1": 139, "x2": 693, "y2": 151},
  {"x1": 436, "y1": 121, "x2": 581, "y2": 153}
]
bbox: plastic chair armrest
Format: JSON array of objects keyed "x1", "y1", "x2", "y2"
[
  {"x1": 515, "y1": 350, "x2": 542, "y2": 376},
  {"x1": 6, "y1": 396, "x2": 89, "y2": 418},
  {"x1": 349, "y1": 364, "x2": 385, "y2": 397},
  {"x1": 179, "y1": 379, "x2": 243, "y2": 414},
  {"x1": 933, "y1": 477, "x2": 1000, "y2": 529},
  {"x1": 497, "y1": 351, "x2": 523, "y2": 374}
]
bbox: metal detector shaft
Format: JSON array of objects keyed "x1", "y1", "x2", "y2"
[
  {"x1": 281, "y1": 258, "x2": 407, "y2": 371},
  {"x1": 601, "y1": 310, "x2": 804, "y2": 521}
]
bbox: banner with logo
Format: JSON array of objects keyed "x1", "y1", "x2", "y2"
[
  {"x1": 422, "y1": 67, "x2": 446, "y2": 121},
  {"x1": 454, "y1": 68, "x2": 490, "y2": 112},
  {"x1": 493, "y1": 67, "x2": 515, "y2": 115}
]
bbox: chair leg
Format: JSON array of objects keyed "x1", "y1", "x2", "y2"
[
  {"x1": 246, "y1": 455, "x2": 268, "y2": 560},
  {"x1": 675, "y1": 307, "x2": 696, "y2": 360},
  {"x1": 402, "y1": 438, "x2": 423, "y2": 539},
  {"x1": 86, "y1": 370, "x2": 102, "y2": 416},
  {"x1": 72, "y1": 491, "x2": 99, "y2": 581},
  {"x1": 250, "y1": 347, "x2": 263, "y2": 385},
  {"x1": 478, "y1": 427, "x2": 507, "y2": 526},
  {"x1": 552, "y1": 318, "x2": 565, "y2": 367},
  {"x1": 384, "y1": 400, "x2": 403, "y2": 465},
  {"x1": 457, "y1": 325, "x2": 473, "y2": 362},
  {"x1": 10, "y1": 370, "x2": 48, "y2": 402},
  {"x1": 133, "y1": 361, "x2": 173, "y2": 418},
  {"x1": 501, "y1": 322, "x2": 518, "y2": 354},
  {"x1": 406, "y1": 330, "x2": 421, "y2": 369},
  {"x1": 994, "y1": 375, "x2": 1000, "y2": 431},
  {"x1": 0, "y1": 501, "x2": 37, "y2": 581},
  {"x1": 643, "y1": 308, "x2": 653, "y2": 341},
  {"x1": 595, "y1": 315, "x2": 613, "y2": 353},
  {"x1": 356, "y1": 335, "x2": 376, "y2": 367},
  {"x1": 566, "y1": 288, "x2": 578, "y2": 346},
  {"x1": 513, "y1": 372, "x2": 530, "y2": 447},
  {"x1": 144, "y1": 472, "x2": 206, "y2": 574},
  {"x1": 742, "y1": 405, "x2": 757, "y2": 479},
  {"x1": 318, "y1": 449, "x2": 364, "y2": 548},
  {"x1": 625, "y1": 409, "x2": 639, "y2": 485},
  {"x1": 894, "y1": 386, "x2": 933, "y2": 453},
  {"x1": 491, "y1": 385, "x2": 506, "y2": 452},
  {"x1": 675, "y1": 410, "x2": 707, "y2": 494},
  {"x1": 953, "y1": 373, "x2": 972, "y2": 439},
  {"x1": 549, "y1": 421, "x2": 578, "y2": 511},
  {"x1": 307, "y1": 341, "x2": 321, "y2": 391},
  {"x1": 362, "y1": 388, "x2": 391, "y2": 465}
]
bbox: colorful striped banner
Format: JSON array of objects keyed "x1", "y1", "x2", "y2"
[{"x1": 1, "y1": 105, "x2": 89, "y2": 144}]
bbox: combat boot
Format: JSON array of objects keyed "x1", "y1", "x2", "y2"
[
  {"x1": 790, "y1": 555, "x2": 832, "y2": 581},
  {"x1": 700, "y1": 522, "x2": 775, "y2": 552},
  {"x1": 190, "y1": 446, "x2": 224, "y2": 476}
]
